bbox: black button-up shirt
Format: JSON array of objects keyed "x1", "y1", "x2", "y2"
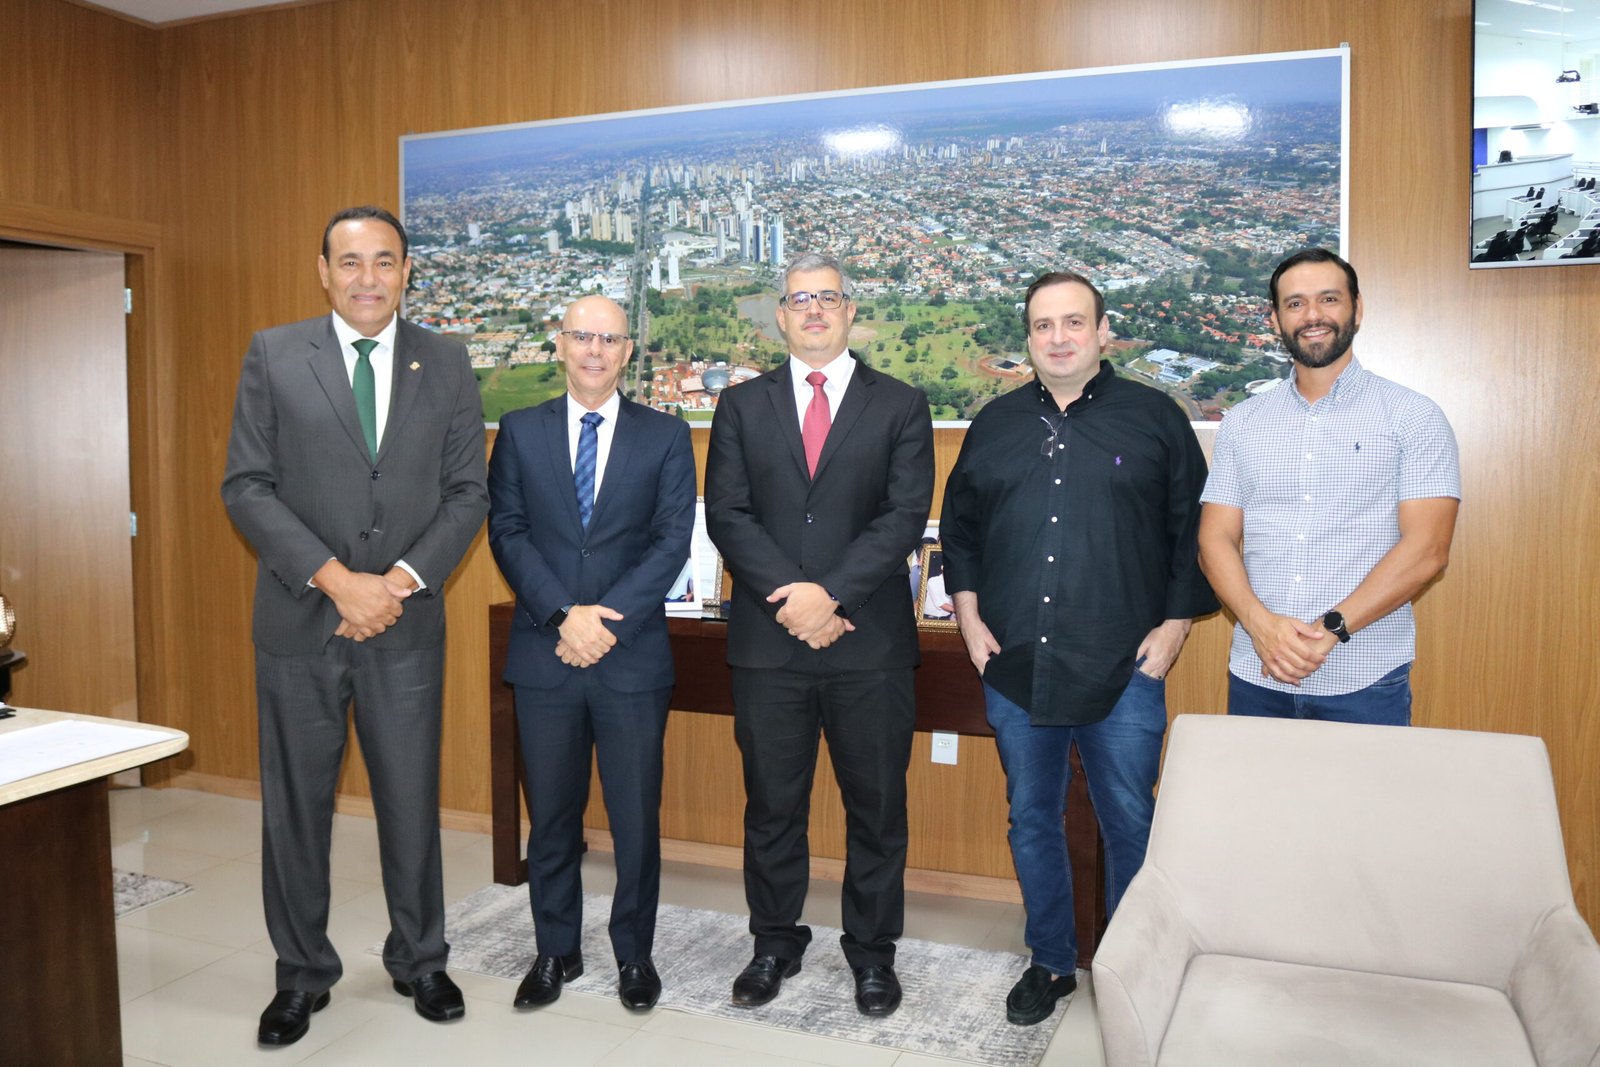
[{"x1": 941, "y1": 361, "x2": 1216, "y2": 725}]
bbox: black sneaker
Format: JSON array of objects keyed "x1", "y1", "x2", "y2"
[{"x1": 1005, "y1": 964, "x2": 1077, "y2": 1025}]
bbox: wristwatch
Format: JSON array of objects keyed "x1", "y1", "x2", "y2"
[
  {"x1": 1321, "y1": 609, "x2": 1351, "y2": 643},
  {"x1": 546, "y1": 603, "x2": 576, "y2": 629}
]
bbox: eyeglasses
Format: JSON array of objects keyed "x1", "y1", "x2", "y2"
[
  {"x1": 780, "y1": 289, "x2": 848, "y2": 310},
  {"x1": 560, "y1": 329, "x2": 629, "y2": 350},
  {"x1": 1040, "y1": 413, "x2": 1067, "y2": 459}
]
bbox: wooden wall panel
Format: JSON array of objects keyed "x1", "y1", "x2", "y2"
[
  {"x1": 0, "y1": 0, "x2": 159, "y2": 220},
  {"x1": 10, "y1": 0, "x2": 1591, "y2": 925}
]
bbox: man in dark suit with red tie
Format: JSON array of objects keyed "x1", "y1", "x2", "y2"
[
  {"x1": 705, "y1": 252, "x2": 935, "y2": 1017},
  {"x1": 487, "y1": 294, "x2": 696, "y2": 1013}
]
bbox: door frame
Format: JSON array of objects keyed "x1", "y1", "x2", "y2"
[{"x1": 0, "y1": 199, "x2": 167, "y2": 764}]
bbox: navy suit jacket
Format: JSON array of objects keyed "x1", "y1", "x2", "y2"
[
  {"x1": 704, "y1": 354, "x2": 934, "y2": 671},
  {"x1": 488, "y1": 393, "x2": 696, "y2": 693}
]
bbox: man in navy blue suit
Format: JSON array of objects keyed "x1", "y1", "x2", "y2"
[{"x1": 487, "y1": 294, "x2": 696, "y2": 1012}]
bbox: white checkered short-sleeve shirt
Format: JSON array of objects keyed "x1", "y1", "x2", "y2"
[{"x1": 1202, "y1": 358, "x2": 1461, "y2": 695}]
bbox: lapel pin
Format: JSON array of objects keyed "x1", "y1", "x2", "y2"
[{"x1": 409, "y1": 361, "x2": 421, "y2": 371}]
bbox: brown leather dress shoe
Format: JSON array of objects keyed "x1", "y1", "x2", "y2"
[
  {"x1": 393, "y1": 970, "x2": 465, "y2": 1022},
  {"x1": 257, "y1": 989, "x2": 330, "y2": 1046}
]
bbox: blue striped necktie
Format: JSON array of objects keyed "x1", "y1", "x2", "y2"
[{"x1": 575, "y1": 411, "x2": 604, "y2": 529}]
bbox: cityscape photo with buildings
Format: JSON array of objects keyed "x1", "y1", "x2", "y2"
[{"x1": 401, "y1": 52, "x2": 1345, "y2": 424}]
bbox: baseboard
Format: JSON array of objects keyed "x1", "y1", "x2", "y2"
[{"x1": 152, "y1": 774, "x2": 1019, "y2": 903}]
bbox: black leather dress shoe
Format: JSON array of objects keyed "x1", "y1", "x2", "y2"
[
  {"x1": 852, "y1": 964, "x2": 902, "y2": 1016},
  {"x1": 257, "y1": 989, "x2": 330, "y2": 1046},
  {"x1": 514, "y1": 951, "x2": 583, "y2": 1008},
  {"x1": 393, "y1": 970, "x2": 466, "y2": 1022},
  {"x1": 1005, "y1": 964, "x2": 1076, "y2": 1025},
  {"x1": 617, "y1": 959, "x2": 661, "y2": 1010},
  {"x1": 730, "y1": 953, "x2": 801, "y2": 1007}
]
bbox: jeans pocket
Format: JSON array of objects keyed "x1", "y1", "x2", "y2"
[{"x1": 1366, "y1": 664, "x2": 1412, "y2": 689}]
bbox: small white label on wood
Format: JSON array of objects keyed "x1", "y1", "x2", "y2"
[{"x1": 931, "y1": 731, "x2": 958, "y2": 766}]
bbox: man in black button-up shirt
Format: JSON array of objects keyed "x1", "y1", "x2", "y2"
[{"x1": 941, "y1": 271, "x2": 1215, "y2": 1025}]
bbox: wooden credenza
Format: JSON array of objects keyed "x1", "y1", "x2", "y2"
[{"x1": 486, "y1": 603, "x2": 1110, "y2": 963}]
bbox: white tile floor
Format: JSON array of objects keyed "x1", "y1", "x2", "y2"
[{"x1": 110, "y1": 787, "x2": 1105, "y2": 1066}]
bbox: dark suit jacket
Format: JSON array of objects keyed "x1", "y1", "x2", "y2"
[
  {"x1": 704, "y1": 354, "x2": 934, "y2": 671},
  {"x1": 487, "y1": 393, "x2": 696, "y2": 693},
  {"x1": 221, "y1": 314, "x2": 489, "y2": 654}
]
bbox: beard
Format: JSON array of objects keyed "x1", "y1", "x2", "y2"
[{"x1": 1281, "y1": 316, "x2": 1358, "y2": 369}]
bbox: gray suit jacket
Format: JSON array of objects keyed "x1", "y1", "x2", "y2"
[{"x1": 221, "y1": 314, "x2": 488, "y2": 654}]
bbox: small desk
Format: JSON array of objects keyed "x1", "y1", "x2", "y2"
[
  {"x1": 0, "y1": 708, "x2": 188, "y2": 1066},
  {"x1": 488, "y1": 603, "x2": 1109, "y2": 964}
]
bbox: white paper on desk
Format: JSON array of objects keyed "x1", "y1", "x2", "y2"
[{"x1": 0, "y1": 720, "x2": 167, "y2": 787}]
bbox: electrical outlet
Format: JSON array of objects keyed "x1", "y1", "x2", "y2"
[{"x1": 931, "y1": 731, "x2": 958, "y2": 766}]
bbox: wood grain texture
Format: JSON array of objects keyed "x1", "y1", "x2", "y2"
[
  {"x1": 0, "y1": 249, "x2": 138, "y2": 725},
  {"x1": 4, "y1": 0, "x2": 1596, "y2": 929}
]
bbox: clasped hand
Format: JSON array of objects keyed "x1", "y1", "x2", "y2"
[
  {"x1": 329, "y1": 566, "x2": 414, "y2": 641},
  {"x1": 1248, "y1": 610, "x2": 1339, "y2": 685},
  {"x1": 555, "y1": 604, "x2": 624, "y2": 667},
  {"x1": 769, "y1": 581, "x2": 854, "y2": 649}
]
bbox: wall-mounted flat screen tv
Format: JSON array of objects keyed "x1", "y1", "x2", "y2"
[{"x1": 1473, "y1": 0, "x2": 1600, "y2": 267}]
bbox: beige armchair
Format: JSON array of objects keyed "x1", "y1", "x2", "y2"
[{"x1": 1092, "y1": 714, "x2": 1600, "y2": 1067}]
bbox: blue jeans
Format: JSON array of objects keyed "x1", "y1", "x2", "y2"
[
  {"x1": 984, "y1": 670, "x2": 1168, "y2": 976},
  {"x1": 1227, "y1": 662, "x2": 1412, "y2": 726}
]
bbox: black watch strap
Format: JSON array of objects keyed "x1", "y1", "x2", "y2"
[
  {"x1": 1322, "y1": 610, "x2": 1351, "y2": 643},
  {"x1": 547, "y1": 603, "x2": 575, "y2": 628}
]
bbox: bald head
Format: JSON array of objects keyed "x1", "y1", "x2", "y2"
[{"x1": 558, "y1": 295, "x2": 634, "y2": 409}]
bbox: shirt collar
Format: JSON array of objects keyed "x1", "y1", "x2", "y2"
[
  {"x1": 789, "y1": 349, "x2": 856, "y2": 388},
  {"x1": 1033, "y1": 359, "x2": 1115, "y2": 411},
  {"x1": 1287, "y1": 355, "x2": 1366, "y2": 408},
  {"x1": 330, "y1": 311, "x2": 399, "y2": 354},
  {"x1": 566, "y1": 389, "x2": 622, "y2": 425}
]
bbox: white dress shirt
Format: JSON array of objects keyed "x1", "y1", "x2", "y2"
[
  {"x1": 788, "y1": 349, "x2": 856, "y2": 427},
  {"x1": 322, "y1": 310, "x2": 421, "y2": 590},
  {"x1": 566, "y1": 390, "x2": 623, "y2": 498},
  {"x1": 330, "y1": 311, "x2": 397, "y2": 448}
]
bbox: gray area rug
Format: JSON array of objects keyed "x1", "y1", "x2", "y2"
[
  {"x1": 113, "y1": 869, "x2": 193, "y2": 916},
  {"x1": 404, "y1": 884, "x2": 1071, "y2": 1066}
]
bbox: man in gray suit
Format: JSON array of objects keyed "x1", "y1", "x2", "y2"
[{"x1": 222, "y1": 205, "x2": 488, "y2": 1046}]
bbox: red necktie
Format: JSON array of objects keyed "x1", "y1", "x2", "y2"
[{"x1": 802, "y1": 370, "x2": 831, "y2": 478}]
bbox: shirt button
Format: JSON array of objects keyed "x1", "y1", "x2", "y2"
[
  {"x1": 805, "y1": 513, "x2": 814, "y2": 524},
  {"x1": 1302, "y1": 494, "x2": 1311, "y2": 502},
  {"x1": 1054, "y1": 478, "x2": 1061, "y2": 485},
  {"x1": 1040, "y1": 636, "x2": 1048, "y2": 643},
  {"x1": 1294, "y1": 575, "x2": 1302, "y2": 582},
  {"x1": 359, "y1": 531, "x2": 369, "y2": 541},
  {"x1": 1297, "y1": 534, "x2": 1305, "y2": 541},
  {"x1": 1043, "y1": 596, "x2": 1051, "y2": 603},
  {"x1": 1050, "y1": 516, "x2": 1058, "y2": 523},
  {"x1": 1046, "y1": 555, "x2": 1055, "y2": 563},
  {"x1": 1304, "y1": 453, "x2": 1313, "y2": 461}
]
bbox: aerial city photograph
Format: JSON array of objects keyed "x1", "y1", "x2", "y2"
[{"x1": 400, "y1": 50, "x2": 1345, "y2": 424}]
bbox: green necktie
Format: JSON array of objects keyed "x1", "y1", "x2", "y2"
[{"x1": 351, "y1": 337, "x2": 378, "y2": 459}]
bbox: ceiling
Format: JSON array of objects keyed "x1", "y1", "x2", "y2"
[{"x1": 78, "y1": 0, "x2": 327, "y2": 26}]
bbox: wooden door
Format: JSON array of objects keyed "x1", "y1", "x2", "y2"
[{"x1": 0, "y1": 246, "x2": 137, "y2": 731}]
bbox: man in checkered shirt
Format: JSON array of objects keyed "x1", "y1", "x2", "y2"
[{"x1": 1198, "y1": 249, "x2": 1460, "y2": 724}]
